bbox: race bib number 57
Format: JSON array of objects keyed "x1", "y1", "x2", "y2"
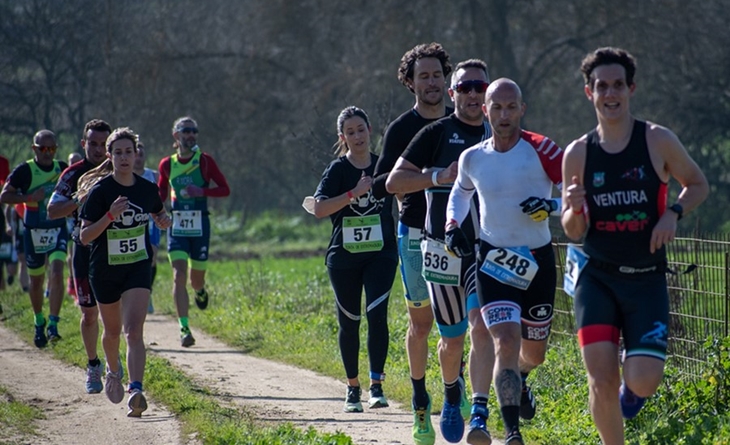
[{"x1": 342, "y1": 215, "x2": 383, "y2": 253}]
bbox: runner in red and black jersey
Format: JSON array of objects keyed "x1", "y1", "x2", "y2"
[
  {"x1": 47, "y1": 119, "x2": 112, "y2": 394},
  {"x1": 562, "y1": 47, "x2": 708, "y2": 445},
  {"x1": 158, "y1": 116, "x2": 230, "y2": 347}
]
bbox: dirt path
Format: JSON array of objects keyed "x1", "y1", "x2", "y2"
[
  {"x1": 0, "y1": 323, "x2": 184, "y2": 445},
  {"x1": 0, "y1": 315, "x2": 504, "y2": 445}
]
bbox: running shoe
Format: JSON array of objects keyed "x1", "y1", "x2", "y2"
[
  {"x1": 105, "y1": 365, "x2": 125, "y2": 404},
  {"x1": 194, "y1": 288, "x2": 209, "y2": 310},
  {"x1": 439, "y1": 400, "x2": 465, "y2": 443},
  {"x1": 412, "y1": 397, "x2": 435, "y2": 445},
  {"x1": 458, "y1": 375, "x2": 470, "y2": 420},
  {"x1": 127, "y1": 389, "x2": 148, "y2": 417},
  {"x1": 343, "y1": 385, "x2": 363, "y2": 413},
  {"x1": 368, "y1": 383, "x2": 389, "y2": 408},
  {"x1": 505, "y1": 426, "x2": 524, "y2": 445},
  {"x1": 519, "y1": 384, "x2": 537, "y2": 420},
  {"x1": 181, "y1": 326, "x2": 196, "y2": 347},
  {"x1": 619, "y1": 382, "x2": 646, "y2": 419},
  {"x1": 466, "y1": 404, "x2": 491, "y2": 445},
  {"x1": 47, "y1": 324, "x2": 62, "y2": 342},
  {"x1": 85, "y1": 362, "x2": 103, "y2": 394},
  {"x1": 34, "y1": 321, "x2": 47, "y2": 348}
]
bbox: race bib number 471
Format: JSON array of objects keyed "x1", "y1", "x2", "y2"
[{"x1": 172, "y1": 210, "x2": 202, "y2": 237}]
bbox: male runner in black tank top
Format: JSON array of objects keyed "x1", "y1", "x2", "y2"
[{"x1": 561, "y1": 47, "x2": 708, "y2": 445}]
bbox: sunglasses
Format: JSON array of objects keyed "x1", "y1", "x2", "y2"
[
  {"x1": 33, "y1": 145, "x2": 58, "y2": 154},
  {"x1": 178, "y1": 127, "x2": 198, "y2": 134},
  {"x1": 454, "y1": 80, "x2": 489, "y2": 94}
]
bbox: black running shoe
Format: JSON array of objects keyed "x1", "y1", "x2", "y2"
[
  {"x1": 519, "y1": 385, "x2": 536, "y2": 420},
  {"x1": 505, "y1": 427, "x2": 524, "y2": 445},
  {"x1": 181, "y1": 326, "x2": 196, "y2": 347},
  {"x1": 34, "y1": 321, "x2": 48, "y2": 348},
  {"x1": 194, "y1": 288, "x2": 209, "y2": 310}
]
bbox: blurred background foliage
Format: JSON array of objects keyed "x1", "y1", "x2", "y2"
[{"x1": 1, "y1": 0, "x2": 728, "y2": 230}]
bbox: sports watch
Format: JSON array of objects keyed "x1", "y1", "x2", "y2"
[{"x1": 669, "y1": 203, "x2": 683, "y2": 220}]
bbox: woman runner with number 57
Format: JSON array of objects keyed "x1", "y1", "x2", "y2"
[{"x1": 310, "y1": 106, "x2": 398, "y2": 414}]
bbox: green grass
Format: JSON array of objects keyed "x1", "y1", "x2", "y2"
[
  {"x1": 0, "y1": 284, "x2": 351, "y2": 445},
  {"x1": 0, "y1": 385, "x2": 44, "y2": 444},
  {"x1": 3, "y1": 212, "x2": 730, "y2": 443}
]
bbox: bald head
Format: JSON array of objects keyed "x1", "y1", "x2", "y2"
[
  {"x1": 486, "y1": 78, "x2": 523, "y2": 103},
  {"x1": 33, "y1": 129, "x2": 56, "y2": 146}
]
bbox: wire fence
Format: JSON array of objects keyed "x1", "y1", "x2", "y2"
[{"x1": 550, "y1": 230, "x2": 729, "y2": 378}]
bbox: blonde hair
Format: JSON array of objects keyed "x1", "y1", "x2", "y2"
[{"x1": 76, "y1": 127, "x2": 138, "y2": 201}]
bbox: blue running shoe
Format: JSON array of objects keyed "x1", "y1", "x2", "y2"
[
  {"x1": 34, "y1": 321, "x2": 47, "y2": 348},
  {"x1": 85, "y1": 362, "x2": 103, "y2": 394},
  {"x1": 47, "y1": 324, "x2": 62, "y2": 342},
  {"x1": 466, "y1": 404, "x2": 491, "y2": 445},
  {"x1": 619, "y1": 382, "x2": 646, "y2": 419},
  {"x1": 440, "y1": 400, "x2": 465, "y2": 443}
]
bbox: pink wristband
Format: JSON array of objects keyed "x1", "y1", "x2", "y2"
[{"x1": 106, "y1": 211, "x2": 115, "y2": 221}]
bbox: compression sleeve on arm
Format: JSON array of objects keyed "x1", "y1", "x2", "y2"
[{"x1": 446, "y1": 152, "x2": 476, "y2": 226}]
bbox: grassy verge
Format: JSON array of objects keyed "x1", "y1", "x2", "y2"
[
  {"x1": 0, "y1": 385, "x2": 44, "y2": 444},
  {"x1": 0, "y1": 285, "x2": 351, "y2": 445}
]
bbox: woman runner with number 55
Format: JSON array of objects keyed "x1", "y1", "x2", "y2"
[
  {"x1": 77, "y1": 127, "x2": 171, "y2": 418},
  {"x1": 310, "y1": 106, "x2": 398, "y2": 414}
]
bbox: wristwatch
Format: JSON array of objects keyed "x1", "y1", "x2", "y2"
[{"x1": 669, "y1": 203, "x2": 683, "y2": 221}]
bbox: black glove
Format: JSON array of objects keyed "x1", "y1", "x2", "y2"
[
  {"x1": 445, "y1": 227, "x2": 473, "y2": 258},
  {"x1": 519, "y1": 197, "x2": 558, "y2": 222}
]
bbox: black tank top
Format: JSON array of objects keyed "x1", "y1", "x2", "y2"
[{"x1": 583, "y1": 120, "x2": 668, "y2": 267}]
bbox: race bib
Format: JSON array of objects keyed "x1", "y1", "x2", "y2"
[
  {"x1": 0, "y1": 241, "x2": 12, "y2": 260},
  {"x1": 30, "y1": 228, "x2": 60, "y2": 254},
  {"x1": 563, "y1": 244, "x2": 589, "y2": 298},
  {"x1": 421, "y1": 239, "x2": 461, "y2": 286},
  {"x1": 480, "y1": 246, "x2": 539, "y2": 290},
  {"x1": 172, "y1": 210, "x2": 202, "y2": 237},
  {"x1": 107, "y1": 225, "x2": 148, "y2": 265},
  {"x1": 342, "y1": 215, "x2": 383, "y2": 253},
  {"x1": 408, "y1": 226, "x2": 422, "y2": 251}
]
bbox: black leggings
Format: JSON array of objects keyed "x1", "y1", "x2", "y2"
[{"x1": 327, "y1": 258, "x2": 397, "y2": 380}]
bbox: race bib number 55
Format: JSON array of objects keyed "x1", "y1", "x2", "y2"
[{"x1": 107, "y1": 225, "x2": 148, "y2": 265}]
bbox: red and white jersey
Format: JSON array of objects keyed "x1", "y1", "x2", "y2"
[{"x1": 448, "y1": 130, "x2": 562, "y2": 249}]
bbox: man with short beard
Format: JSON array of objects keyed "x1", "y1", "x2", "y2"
[{"x1": 48, "y1": 119, "x2": 113, "y2": 393}]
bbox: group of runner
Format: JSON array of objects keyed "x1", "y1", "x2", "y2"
[
  {"x1": 0, "y1": 117, "x2": 230, "y2": 418},
  {"x1": 309, "y1": 44, "x2": 708, "y2": 445}
]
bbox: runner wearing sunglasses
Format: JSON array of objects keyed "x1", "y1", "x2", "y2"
[
  {"x1": 158, "y1": 116, "x2": 230, "y2": 347},
  {"x1": 0, "y1": 130, "x2": 69, "y2": 348},
  {"x1": 387, "y1": 59, "x2": 495, "y2": 445}
]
